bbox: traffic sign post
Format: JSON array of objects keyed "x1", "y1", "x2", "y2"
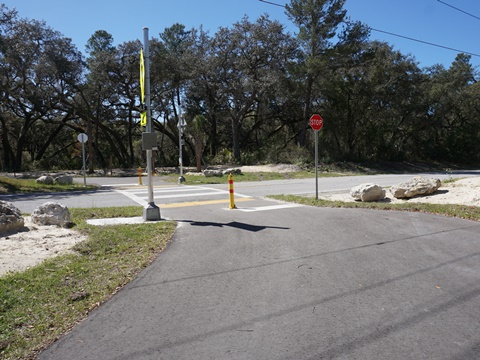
[
  {"x1": 178, "y1": 110, "x2": 186, "y2": 184},
  {"x1": 77, "y1": 133, "x2": 88, "y2": 187},
  {"x1": 310, "y1": 114, "x2": 323, "y2": 131},
  {"x1": 310, "y1": 114, "x2": 324, "y2": 200}
]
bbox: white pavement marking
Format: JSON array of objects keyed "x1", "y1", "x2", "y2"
[
  {"x1": 128, "y1": 187, "x2": 203, "y2": 194},
  {"x1": 139, "y1": 191, "x2": 237, "y2": 200},
  {"x1": 114, "y1": 185, "x2": 252, "y2": 206},
  {"x1": 114, "y1": 189, "x2": 148, "y2": 206},
  {"x1": 235, "y1": 203, "x2": 303, "y2": 212},
  {"x1": 101, "y1": 184, "x2": 140, "y2": 187},
  {"x1": 194, "y1": 186, "x2": 252, "y2": 198}
]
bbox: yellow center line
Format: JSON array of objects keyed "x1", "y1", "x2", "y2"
[{"x1": 160, "y1": 198, "x2": 254, "y2": 208}]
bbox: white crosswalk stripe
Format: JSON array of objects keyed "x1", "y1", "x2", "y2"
[
  {"x1": 234, "y1": 203, "x2": 303, "y2": 212},
  {"x1": 114, "y1": 185, "x2": 251, "y2": 207}
]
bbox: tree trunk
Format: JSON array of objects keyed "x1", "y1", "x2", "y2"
[
  {"x1": 87, "y1": 118, "x2": 94, "y2": 173},
  {"x1": 0, "y1": 116, "x2": 14, "y2": 170},
  {"x1": 194, "y1": 133, "x2": 203, "y2": 172},
  {"x1": 35, "y1": 120, "x2": 69, "y2": 161},
  {"x1": 232, "y1": 118, "x2": 241, "y2": 162},
  {"x1": 14, "y1": 135, "x2": 25, "y2": 172},
  {"x1": 209, "y1": 113, "x2": 217, "y2": 156},
  {"x1": 128, "y1": 106, "x2": 135, "y2": 167},
  {"x1": 13, "y1": 118, "x2": 33, "y2": 172},
  {"x1": 299, "y1": 76, "x2": 313, "y2": 147}
]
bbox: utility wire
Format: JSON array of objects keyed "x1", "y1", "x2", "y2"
[
  {"x1": 436, "y1": 0, "x2": 480, "y2": 22},
  {"x1": 258, "y1": 0, "x2": 480, "y2": 58},
  {"x1": 259, "y1": 0, "x2": 285, "y2": 8},
  {"x1": 369, "y1": 27, "x2": 480, "y2": 58}
]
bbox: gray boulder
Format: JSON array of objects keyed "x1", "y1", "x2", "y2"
[
  {"x1": 36, "y1": 175, "x2": 54, "y2": 185},
  {"x1": 54, "y1": 175, "x2": 73, "y2": 185},
  {"x1": 223, "y1": 168, "x2": 242, "y2": 176},
  {"x1": 391, "y1": 177, "x2": 441, "y2": 199},
  {"x1": 350, "y1": 183, "x2": 386, "y2": 202},
  {"x1": 31, "y1": 202, "x2": 71, "y2": 228},
  {"x1": 0, "y1": 201, "x2": 25, "y2": 233},
  {"x1": 203, "y1": 169, "x2": 223, "y2": 177}
]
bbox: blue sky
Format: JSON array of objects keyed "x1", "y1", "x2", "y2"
[{"x1": 3, "y1": 0, "x2": 480, "y2": 69}]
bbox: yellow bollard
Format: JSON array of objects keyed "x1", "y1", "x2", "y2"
[
  {"x1": 228, "y1": 173, "x2": 237, "y2": 209},
  {"x1": 138, "y1": 167, "x2": 143, "y2": 185}
]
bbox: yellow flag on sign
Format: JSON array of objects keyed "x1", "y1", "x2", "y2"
[
  {"x1": 140, "y1": 48, "x2": 146, "y2": 126},
  {"x1": 140, "y1": 111, "x2": 147, "y2": 126},
  {"x1": 140, "y1": 48, "x2": 145, "y2": 104}
]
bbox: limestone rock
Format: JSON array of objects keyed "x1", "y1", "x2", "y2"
[
  {"x1": 203, "y1": 169, "x2": 223, "y2": 177},
  {"x1": 0, "y1": 201, "x2": 25, "y2": 233},
  {"x1": 350, "y1": 183, "x2": 386, "y2": 202},
  {"x1": 31, "y1": 202, "x2": 71, "y2": 228},
  {"x1": 223, "y1": 168, "x2": 242, "y2": 176},
  {"x1": 36, "y1": 175, "x2": 54, "y2": 185},
  {"x1": 54, "y1": 175, "x2": 73, "y2": 185},
  {"x1": 391, "y1": 177, "x2": 441, "y2": 199}
]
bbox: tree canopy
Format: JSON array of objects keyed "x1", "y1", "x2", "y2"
[{"x1": 0, "y1": 2, "x2": 479, "y2": 172}]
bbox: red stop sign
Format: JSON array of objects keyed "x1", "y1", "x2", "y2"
[{"x1": 310, "y1": 114, "x2": 323, "y2": 131}]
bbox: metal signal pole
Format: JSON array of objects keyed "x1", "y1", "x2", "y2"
[{"x1": 142, "y1": 27, "x2": 161, "y2": 221}]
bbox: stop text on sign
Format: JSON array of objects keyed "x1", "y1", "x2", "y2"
[{"x1": 310, "y1": 114, "x2": 323, "y2": 131}]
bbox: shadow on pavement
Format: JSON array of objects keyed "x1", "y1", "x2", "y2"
[{"x1": 182, "y1": 220, "x2": 289, "y2": 232}]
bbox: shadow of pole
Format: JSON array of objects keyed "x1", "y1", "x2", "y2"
[{"x1": 183, "y1": 220, "x2": 289, "y2": 233}]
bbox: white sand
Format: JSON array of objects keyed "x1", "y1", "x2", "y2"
[
  {"x1": 324, "y1": 177, "x2": 480, "y2": 207},
  {"x1": 0, "y1": 218, "x2": 87, "y2": 276}
]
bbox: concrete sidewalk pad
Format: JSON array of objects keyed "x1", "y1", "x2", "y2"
[{"x1": 86, "y1": 217, "x2": 163, "y2": 226}]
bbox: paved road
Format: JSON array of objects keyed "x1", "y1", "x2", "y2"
[
  {"x1": 218, "y1": 170, "x2": 480, "y2": 198},
  {"x1": 38, "y1": 195, "x2": 480, "y2": 359},
  {"x1": 7, "y1": 170, "x2": 480, "y2": 214},
  {"x1": 10, "y1": 172, "x2": 480, "y2": 359}
]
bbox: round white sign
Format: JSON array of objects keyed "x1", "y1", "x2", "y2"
[{"x1": 77, "y1": 133, "x2": 88, "y2": 143}]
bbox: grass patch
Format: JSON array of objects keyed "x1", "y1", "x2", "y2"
[
  {"x1": 0, "y1": 206, "x2": 176, "y2": 360},
  {"x1": 0, "y1": 176, "x2": 98, "y2": 194},
  {"x1": 269, "y1": 195, "x2": 480, "y2": 222},
  {"x1": 162, "y1": 170, "x2": 344, "y2": 184}
]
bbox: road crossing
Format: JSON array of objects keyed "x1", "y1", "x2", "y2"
[
  {"x1": 114, "y1": 184, "x2": 252, "y2": 208},
  {"x1": 113, "y1": 184, "x2": 304, "y2": 213}
]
